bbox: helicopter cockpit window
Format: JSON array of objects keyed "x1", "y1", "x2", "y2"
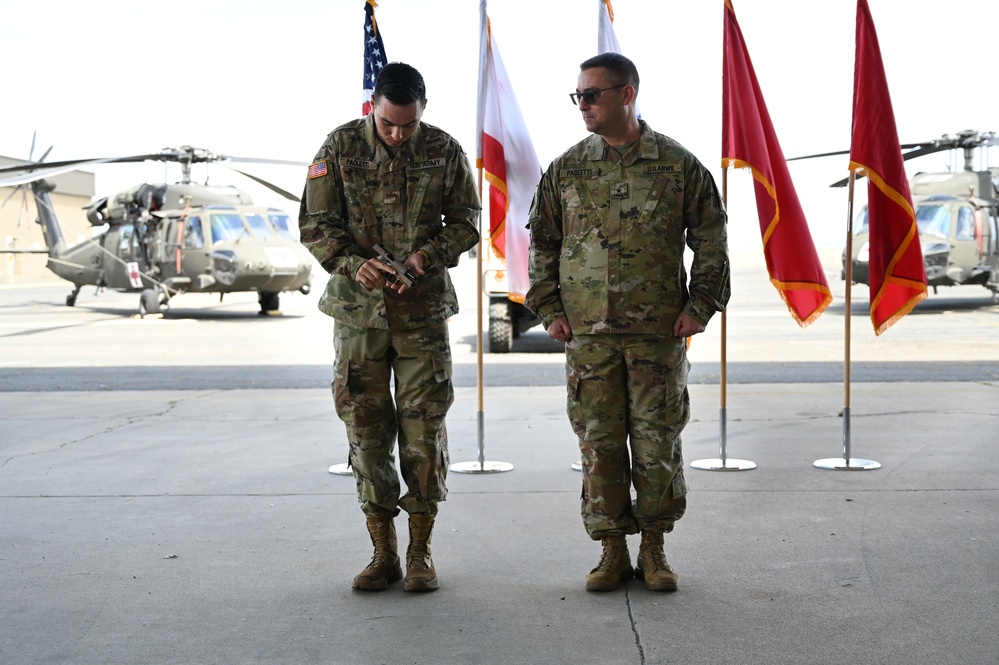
[
  {"x1": 118, "y1": 225, "x2": 135, "y2": 257},
  {"x1": 853, "y1": 208, "x2": 869, "y2": 235},
  {"x1": 184, "y1": 217, "x2": 205, "y2": 249},
  {"x1": 210, "y1": 214, "x2": 250, "y2": 244},
  {"x1": 915, "y1": 203, "x2": 951, "y2": 239},
  {"x1": 955, "y1": 207, "x2": 975, "y2": 241},
  {"x1": 268, "y1": 213, "x2": 296, "y2": 241},
  {"x1": 245, "y1": 213, "x2": 275, "y2": 239}
]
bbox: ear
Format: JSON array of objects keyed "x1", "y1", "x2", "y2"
[{"x1": 622, "y1": 85, "x2": 637, "y2": 107}]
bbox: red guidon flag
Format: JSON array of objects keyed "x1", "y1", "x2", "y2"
[
  {"x1": 721, "y1": 0, "x2": 832, "y2": 327},
  {"x1": 850, "y1": 0, "x2": 927, "y2": 335},
  {"x1": 475, "y1": 0, "x2": 541, "y2": 302}
]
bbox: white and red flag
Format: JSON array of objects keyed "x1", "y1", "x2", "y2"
[{"x1": 475, "y1": 0, "x2": 541, "y2": 302}]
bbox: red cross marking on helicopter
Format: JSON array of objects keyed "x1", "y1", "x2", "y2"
[{"x1": 126, "y1": 262, "x2": 143, "y2": 289}]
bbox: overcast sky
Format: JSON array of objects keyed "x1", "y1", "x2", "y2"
[{"x1": 3, "y1": 0, "x2": 999, "y2": 250}]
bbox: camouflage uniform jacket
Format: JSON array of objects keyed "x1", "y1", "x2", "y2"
[
  {"x1": 525, "y1": 121, "x2": 730, "y2": 334},
  {"x1": 299, "y1": 113, "x2": 480, "y2": 330}
]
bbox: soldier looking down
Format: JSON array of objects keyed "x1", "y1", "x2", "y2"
[
  {"x1": 525, "y1": 52, "x2": 730, "y2": 592},
  {"x1": 299, "y1": 62, "x2": 479, "y2": 593}
]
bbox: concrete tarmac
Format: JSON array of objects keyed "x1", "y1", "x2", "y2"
[{"x1": 2, "y1": 250, "x2": 998, "y2": 664}]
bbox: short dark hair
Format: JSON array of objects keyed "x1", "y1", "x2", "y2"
[
  {"x1": 373, "y1": 62, "x2": 427, "y2": 106},
  {"x1": 580, "y1": 52, "x2": 640, "y2": 92}
]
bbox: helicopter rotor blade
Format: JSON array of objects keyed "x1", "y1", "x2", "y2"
[
  {"x1": 28, "y1": 132, "x2": 36, "y2": 162},
  {"x1": 224, "y1": 155, "x2": 309, "y2": 167},
  {"x1": 226, "y1": 167, "x2": 302, "y2": 203},
  {"x1": 0, "y1": 153, "x2": 175, "y2": 187},
  {"x1": 1, "y1": 184, "x2": 23, "y2": 211},
  {"x1": 17, "y1": 188, "x2": 28, "y2": 228}
]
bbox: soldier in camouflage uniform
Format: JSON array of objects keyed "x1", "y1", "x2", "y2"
[
  {"x1": 299, "y1": 62, "x2": 479, "y2": 593},
  {"x1": 525, "y1": 53, "x2": 730, "y2": 592}
]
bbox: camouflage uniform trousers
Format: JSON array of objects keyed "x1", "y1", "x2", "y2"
[
  {"x1": 566, "y1": 333, "x2": 690, "y2": 540},
  {"x1": 332, "y1": 319, "x2": 453, "y2": 517}
]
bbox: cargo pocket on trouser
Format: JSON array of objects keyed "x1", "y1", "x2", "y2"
[
  {"x1": 631, "y1": 349, "x2": 690, "y2": 533},
  {"x1": 332, "y1": 354, "x2": 401, "y2": 513},
  {"x1": 566, "y1": 361, "x2": 584, "y2": 439},
  {"x1": 397, "y1": 338, "x2": 452, "y2": 514}
]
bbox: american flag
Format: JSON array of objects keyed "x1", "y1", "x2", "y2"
[
  {"x1": 362, "y1": 0, "x2": 387, "y2": 115},
  {"x1": 307, "y1": 161, "x2": 328, "y2": 179}
]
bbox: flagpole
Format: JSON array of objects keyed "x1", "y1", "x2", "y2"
[
  {"x1": 450, "y1": 166, "x2": 513, "y2": 474},
  {"x1": 815, "y1": 172, "x2": 879, "y2": 470},
  {"x1": 691, "y1": 166, "x2": 755, "y2": 472}
]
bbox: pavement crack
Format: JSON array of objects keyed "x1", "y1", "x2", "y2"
[
  {"x1": 0, "y1": 394, "x2": 204, "y2": 468},
  {"x1": 625, "y1": 586, "x2": 646, "y2": 665}
]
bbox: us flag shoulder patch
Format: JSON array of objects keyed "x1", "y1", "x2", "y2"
[{"x1": 308, "y1": 160, "x2": 328, "y2": 179}]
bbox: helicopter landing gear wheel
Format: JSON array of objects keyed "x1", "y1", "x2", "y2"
[
  {"x1": 258, "y1": 291, "x2": 280, "y2": 315},
  {"x1": 66, "y1": 285, "x2": 81, "y2": 307},
  {"x1": 138, "y1": 288, "x2": 161, "y2": 318}
]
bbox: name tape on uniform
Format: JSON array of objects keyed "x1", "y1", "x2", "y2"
[{"x1": 341, "y1": 157, "x2": 375, "y2": 170}]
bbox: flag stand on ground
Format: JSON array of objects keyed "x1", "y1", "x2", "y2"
[
  {"x1": 451, "y1": 0, "x2": 527, "y2": 475},
  {"x1": 696, "y1": 0, "x2": 835, "y2": 471},
  {"x1": 813, "y1": 174, "x2": 880, "y2": 471},
  {"x1": 689, "y1": 170, "x2": 755, "y2": 472},
  {"x1": 815, "y1": 0, "x2": 926, "y2": 470}
]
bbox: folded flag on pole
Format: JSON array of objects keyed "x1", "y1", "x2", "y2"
[
  {"x1": 850, "y1": 0, "x2": 927, "y2": 335},
  {"x1": 721, "y1": 0, "x2": 832, "y2": 327},
  {"x1": 475, "y1": 0, "x2": 541, "y2": 302},
  {"x1": 597, "y1": 0, "x2": 639, "y2": 118},
  {"x1": 362, "y1": 0, "x2": 387, "y2": 116},
  {"x1": 597, "y1": 0, "x2": 623, "y2": 54}
]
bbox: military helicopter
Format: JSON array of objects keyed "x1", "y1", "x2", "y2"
[
  {"x1": 0, "y1": 145, "x2": 314, "y2": 317},
  {"x1": 792, "y1": 130, "x2": 999, "y2": 299}
]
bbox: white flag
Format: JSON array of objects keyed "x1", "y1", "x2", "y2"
[
  {"x1": 596, "y1": 0, "x2": 639, "y2": 118},
  {"x1": 597, "y1": 0, "x2": 623, "y2": 54}
]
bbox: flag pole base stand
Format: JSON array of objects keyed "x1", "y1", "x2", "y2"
[
  {"x1": 328, "y1": 463, "x2": 352, "y2": 476},
  {"x1": 813, "y1": 457, "x2": 881, "y2": 471},
  {"x1": 690, "y1": 458, "x2": 757, "y2": 471},
  {"x1": 449, "y1": 461, "x2": 514, "y2": 474},
  {"x1": 571, "y1": 460, "x2": 582, "y2": 471}
]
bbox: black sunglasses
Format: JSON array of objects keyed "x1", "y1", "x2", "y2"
[{"x1": 569, "y1": 84, "x2": 626, "y2": 106}]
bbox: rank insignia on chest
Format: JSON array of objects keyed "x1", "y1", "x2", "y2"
[
  {"x1": 611, "y1": 182, "x2": 629, "y2": 199},
  {"x1": 307, "y1": 161, "x2": 328, "y2": 179},
  {"x1": 384, "y1": 192, "x2": 399, "y2": 204}
]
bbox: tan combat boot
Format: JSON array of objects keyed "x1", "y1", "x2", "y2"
[
  {"x1": 635, "y1": 531, "x2": 678, "y2": 592},
  {"x1": 352, "y1": 514, "x2": 403, "y2": 591},
  {"x1": 585, "y1": 534, "x2": 633, "y2": 592},
  {"x1": 404, "y1": 514, "x2": 439, "y2": 592}
]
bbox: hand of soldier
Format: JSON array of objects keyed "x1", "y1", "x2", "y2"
[
  {"x1": 547, "y1": 315, "x2": 573, "y2": 343},
  {"x1": 673, "y1": 311, "x2": 705, "y2": 338},
  {"x1": 395, "y1": 252, "x2": 428, "y2": 295},
  {"x1": 356, "y1": 258, "x2": 399, "y2": 291}
]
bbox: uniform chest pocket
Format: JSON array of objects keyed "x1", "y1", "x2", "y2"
[
  {"x1": 559, "y1": 176, "x2": 603, "y2": 242},
  {"x1": 341, "y1": 167, "x2": 381, "y2": 229},
  {"x1": 405, "y1": 170, "x2": 442, "y2": 228}
]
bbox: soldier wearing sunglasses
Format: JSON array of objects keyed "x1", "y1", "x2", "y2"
[{"x1": 526, "y1": 52, "x2": 730, "y2": 593}]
